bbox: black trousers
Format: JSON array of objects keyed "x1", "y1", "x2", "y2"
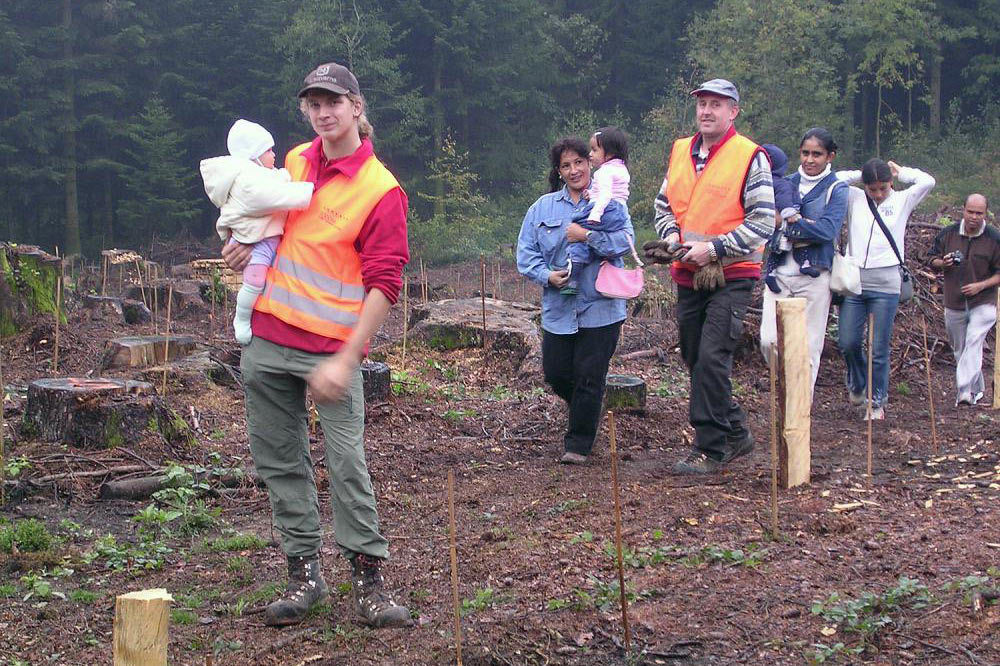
[
  {"x1": 542, "y1": 321, "x2": 622, "y2": 455},
  {"x1": 676, "y1": 279, "x2": 753, "y2": 460}
]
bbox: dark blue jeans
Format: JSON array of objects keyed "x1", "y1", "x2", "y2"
[
  {"x1": 837, "y1": 290, "x2": 900, "y2": 407},
  {"x1": 542, "y1": 321, "x2": 622, "y2": 455},
  {"x1": 676, "y1": 279, "x2": 754, "y2": 461}
]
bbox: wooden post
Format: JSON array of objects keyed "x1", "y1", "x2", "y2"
[
  {"x1": 53, "y1": 268, "x2": 62, "y2": 373},
  {"x1": 447, "y1": 469, "x2": 464, "y2": 666},
  {"x1": 161, "y1": 285, "x2": 173, "y2": 396},
  {"x1": 867, "y1": 313, "x2": 874, "y2": 486},
  {"x1": 496, "y1": 259, "x2": 501, "y2": 301},
  {"x1": 920, "y1": 317, "x2": 938, "y2": 453},
  {"x1": 152, "y1": 284, "x2": 158, "y2": 335},
  {"x1": 134, "y1": 260, "x2": 148, "y2": 309},
  {"x1": 769, "y1": 344, "x2": 779, "y2": 537},
  {"x1": 480, "y1": 254, "x2": 487, "y2": 348},
  {"x1": 607, "y1": 411, "x2": 631, "y2": 654},
  {"x1": 994, "y1": 290, "x2": 1000, "y2": 409},
  {"x1": 112, "y1": 588, "x2": 172, "y2": 666},
  {"x1": 101, "y1": 255, "x2": 108, "y2": 296},
  {"x1": 401, "y1": 275, "x2": 409, "y2": 372},
  {"x1": 419, "y1": 258, "x2": 427, "y2": 304},
  {"x1": 775, "y1": 298, "x2": 810, "y2": 488}
]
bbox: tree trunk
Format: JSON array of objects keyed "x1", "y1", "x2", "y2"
[
  {"x1": 929, "y1": 49, "x2": 942, "y2": 134},
  {"x1": 432, "y1": 54, "x2": 445, "y2": 218},
  {"x1": 860, "y1": 82, "x2": 872, "y2": 154},
  {"x1": 875, "y1": 84, "x2": 882, "y2": 158},
  {"x1": 103, "y1": 171, "x2": 115, "y2": 248},
  {"x1": 62, "y1": 0, "x2": 81, "y2": 257}
]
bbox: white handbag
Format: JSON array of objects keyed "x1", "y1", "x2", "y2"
[{"x1": 830, "y1": 252, "x2": 861, "y2": 296}]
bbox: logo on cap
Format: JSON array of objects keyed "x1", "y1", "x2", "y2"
[{"x1": 316, "y1": 65, "x2": 329, "y2": 76}]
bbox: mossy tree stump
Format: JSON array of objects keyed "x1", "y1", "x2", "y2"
[
  {"x1": 83, "y1": 295, "x2": 152, "y2": 325},
  {"x1": 361, "y1": 361, "x2": 391, "y2": 402},
  {"x1": 21, "y1": 378, "x2": 192, "y2": 448},
  {"x1": 604, "y1": 374, "x2": 647, "y2": 414},
  {"x1": 0, "y1": 243, "x2": 64, "y2": 336}
]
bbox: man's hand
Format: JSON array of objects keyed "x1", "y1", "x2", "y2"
[
  {"x1": 221, "y1": 239, "x2": 253, "y2": 272},
  {"x1": 961, "y1": 281, "x2": 986, "y2": 297},
  {"x1": 307, "y1": 352, "x2": 357, "y2": 404},
  {"x1": 887, "y1": 160, "x2": 901, "y2": 179},
  {"x1": 566, "y1": 223, "x2": 589, "y2": 243},
  {"x1": 548, "y1": 269, "x2": 569, "y2": 288},
  {"x1": 679, "y1": 241, "x2": 714, "y2": 267},
  {"x1": 642, "y1": 237, "x2": 684, "y2": 265}
]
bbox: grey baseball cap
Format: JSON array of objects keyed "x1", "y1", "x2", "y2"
[
  {"x1": 298, "y1": 62, "x2": 361, "y2": 97},
  {"x1": 690, "y1": 78, "x2": 739, "y2": 103}
]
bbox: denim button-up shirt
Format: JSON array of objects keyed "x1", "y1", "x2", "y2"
[{"x1": 516, "y1": 186, "x2": 634, "y2": 334}]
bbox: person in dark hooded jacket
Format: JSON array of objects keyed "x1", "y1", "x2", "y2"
[{"x1": 761, "y1": 143, "x2": 808, "y2": 293}]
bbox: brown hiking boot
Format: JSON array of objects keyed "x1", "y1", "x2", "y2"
[
  {"x1": 264, "y1": 554, "x2": 330, "y2": 626},
  {"x1": 351, "y1": 554, "x2": 412, "y2": 628}
]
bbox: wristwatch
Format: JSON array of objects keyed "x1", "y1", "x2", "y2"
[{"x1": 586, "y1": 231, "x2": 593, "y2": 242}]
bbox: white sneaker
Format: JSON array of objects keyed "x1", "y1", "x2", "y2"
[
  {"x1": 864, "y1": 405, "x2": 885, "y2": 421},
  {"x1": 956, "y1": 392, "x2": 973, "y2": 406},
  {"x1": 972, "y1": 391, "x2": 984, "y2": 405}
]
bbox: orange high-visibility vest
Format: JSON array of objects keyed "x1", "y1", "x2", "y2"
[
  {"x1": 253, "y1": 142, "x2": 399, "y2": 341},
  {"x1": 666, "y1": 133, "x2": 763, "y2": 272}
]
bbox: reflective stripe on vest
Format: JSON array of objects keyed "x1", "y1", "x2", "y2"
[
  {"x1": 253, "y1": 142, "x2": 399, "y2": 340},
  {"x1": 665, "y1": 133, "x2": 763, "y2": 271}
]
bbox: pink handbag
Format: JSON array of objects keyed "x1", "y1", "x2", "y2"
[{"x1": 594, "y1": 239, "x2": 644, "y2": 299}]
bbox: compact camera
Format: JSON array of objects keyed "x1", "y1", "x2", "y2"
[{"x1": 946, "y1": 250, "x2": 963, "y2": 265}]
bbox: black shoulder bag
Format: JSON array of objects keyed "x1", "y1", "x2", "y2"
[{"x1": 865, "y1": 196, "x2": 913, "y2": 303}]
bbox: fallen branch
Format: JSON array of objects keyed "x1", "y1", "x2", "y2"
[{"x1": 31, "y1": 464, "x2": 148, "y2": 484}]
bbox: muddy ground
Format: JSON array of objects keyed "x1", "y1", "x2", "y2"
[{"x1": 0, "y1": 225, "x2": 998, "y2": 666}]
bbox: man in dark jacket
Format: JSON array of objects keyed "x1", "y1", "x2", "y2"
[{"x1": 928, "y1": 194, "x2": 1000, "y2": 405}]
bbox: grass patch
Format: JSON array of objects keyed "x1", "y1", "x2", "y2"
[
  {"x1": 207, "y1": 533, "x2": 266, "y2": 552},
  {"x1": 69, "y1": 588, "x2": 98, "y2": 604},
  {"x1": 171, "y1": 609, "x2": 198, "y2": 625}
]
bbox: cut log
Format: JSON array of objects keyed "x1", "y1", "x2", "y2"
[
  {"x1": 112, "y1": 588, "x2": 172, "y2": 666},
  {"x1": 99, "y1": 469, "x2": 262, "y2": 501},
  {"x1": 20, "y1": 377, "x2": 193, "y2": 448},
  {"x1": 776, "y1": 299, "x2": 811, "y2": 488},
  {"x1": 408, "y1": 298, "x2": 541, "y2": 373},
  {"x1": 189, "y1": 258, "x2": 241, "y2": 292},
  {"x1": 604, "y1": 374, "x2": 647, "y2": 413},
  {"x1": 100, "y1": 335, "x2": 197, "y2": 370},
  {"x1": 361, "y1": 361, "x2": 391, "y2": 402}
]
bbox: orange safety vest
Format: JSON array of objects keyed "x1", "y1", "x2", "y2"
[
  {"x1": 665, "y1": 133, "x2": 763, "y2": 273},
  {"x1": 253, "y1": 142, "x2": 399, "y2": 341}
]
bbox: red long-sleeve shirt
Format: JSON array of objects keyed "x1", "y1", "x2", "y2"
[{"x1": 251, "y1": 137, "x2": 409, "y2": 353}]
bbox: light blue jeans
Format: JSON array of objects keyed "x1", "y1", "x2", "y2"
[{"x1": 838, "y1": 290, "x2": 900, "y2": 407}]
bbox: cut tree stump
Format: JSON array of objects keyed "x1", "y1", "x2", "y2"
[
  {"x1": 0, "y1": 243, "x2": 63, "y2": 336},
  {"x1": 112, "y1": 588, "x2": 172, "y2": 666},
  {"x1": 361, "y1": 361, "x2": 391, "y2": 402},
  {"x1": 408, "y1": 298, "x2": 541, "y2": 373},
  {"x1": 20, "y1": 377, "x2": 192, "y2": 448},
  {"x1": 126, "y1": 279, "x2": 208, "y2": 317},
  {"x1": 83, "y1": 295, "x2": 152, "y2": 325},
  {"x1": 100, "y1": 335, "x2": 197, "y2": 370},
  {"x1": 604, "y1": 375, "x2": 647, "y2": 413}
]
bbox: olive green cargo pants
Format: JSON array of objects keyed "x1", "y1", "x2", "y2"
[{"x1": 240, "y1": 337, "x2": 389, "y2": 560}]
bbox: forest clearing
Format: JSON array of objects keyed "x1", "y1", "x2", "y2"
[{"x1": 0, "y1": 213, "x2": 997, "y2": 666}]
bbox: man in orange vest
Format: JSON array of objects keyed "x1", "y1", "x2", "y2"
[
  {"x1": 645, "y1": 79, "x2": 775, "y2": 474},
  {"x1": 222, "y1": 62, "x2": 412, "y2": 628}
]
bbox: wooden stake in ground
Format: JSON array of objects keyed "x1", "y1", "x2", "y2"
[
  {"x1": 496, "y1": 258, "x2": 501, "y2": 301},
  {"x1": 920, "y1": 317, "x2": 938, "y2": 453},
  {"x1": 995, "y1": 289, "x2": 1000, "y2": 409},
  {"x1": 153, "y1": 284, "x2": 158, "y2": 335},
  {"x1": 101, "y1": 255, "x2": 108, "y2": 296},
  {"x1": 867, "y1": 312, "x2": 874, "y2": 485},
  {"x1": 134, "y1": 259, "x2": 148, "y2": 309},
  {"x1": 775, "y1": 298, "x2": 811, "y2": 488},
  {"x1": 401, "y1": 275, "x2": 409, "y2": 372},
  {"x1": 480, "y1": 254, "x2": 487, "y2": 348},
  {"x1": 607, "y1": 411, "x2": 631, "y2": 655},
  {"x1": 112, "y1": 588, "x2": 173, "y2": 666},
  {"x1": 420, "y1": 258, "x2": 427, "y2": 304},
  {"x1": 161, "y1": 284, "x2": 173, "y2": 396},
  {"x1": 447, "y1": 469, "x2": 464, "y2": 666},
  {"x1": 53, "y1": 265, "x2": 63, "y2": 373},
  {"x1": 769, "y1": 344, "x2": 779, "y2": 538}
]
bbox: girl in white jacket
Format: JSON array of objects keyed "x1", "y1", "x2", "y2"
[{"x1": 200, "y1": 119, "x2": 314, "y2": 344}]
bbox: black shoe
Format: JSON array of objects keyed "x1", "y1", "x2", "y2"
[
  {"x1": 351, "y1": 554, "x2": 413, "y2": 628},
  {"x1": 264, "y1": 555, "x2": 330, "y2": 626},
  {"x1": 672, "y1": 450, "x2": 723, "y2": 475},
  {"x1": 722, "y1": 431, "x2": 755, "y2": 463}
]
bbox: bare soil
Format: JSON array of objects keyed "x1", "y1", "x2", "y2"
[{"x1": 0, "y1": 222, "x2": 998, "y2": 666}]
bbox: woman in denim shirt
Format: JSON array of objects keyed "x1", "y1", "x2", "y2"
[{"x1": 516, "y1": 137, "x2": 636, "y2": 465}]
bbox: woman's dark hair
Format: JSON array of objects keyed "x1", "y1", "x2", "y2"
[
  {"x1": 800, "y1": 127, "x2": 837, "y2": 154},
  {"x1": 861, "y1": 158, "x2": 892, "y2": 184},
  {"x1": 548, "y1": 136, "x2": 589, "y2": 192},
  {"x1": 593, "y1": 126, "x2": 628, "y2": 164}
]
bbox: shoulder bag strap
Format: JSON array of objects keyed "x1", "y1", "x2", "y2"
[{"x1": 866, "y1": 195, "x2": 903, "y2": 265}]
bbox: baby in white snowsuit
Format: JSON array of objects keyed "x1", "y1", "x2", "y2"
[{"x1": 200, "y1": 119, "x2": 313, "y2": 344}]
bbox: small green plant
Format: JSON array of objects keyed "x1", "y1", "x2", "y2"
[
  {"x1": 810, "y1": 576, "x2": 932, "y2": 649},
  {"x1": 0, "y1": 518, "x2": 53, "y2": 553},
  {"x1": 896, "y1": 381, "x2": 911, "y2": 396},
  {"x1": 208, "y1": 533, "x2": 266, "y2": 552},
  {"x1": 569, "y1": 531, "x2": 594, "y2": 544},
  {"x1": 391, "y1": 369, "x2": 430, "y2": 396},
  {"x1": 807, "y1": 642, "x2": 865, "y2": 664},
  {"x1": 19, "y1": 572, "x2": 55, "y2": 600},
  {"x1": 84, "y1": 533, "x2": 172, "y2": 571},
  {"x1": 460, "y1": 587, "x2": 498, "y2": 616},
  {"x1": 0, "y1": 583, "x2": 16, "y2": 598},
  {"x1": 225, "y1": 556, "x2": 250, "y2": 573},
  {"x1": 209, "y1": 428, "x2": 226, "y2": 440},
  {"x1": 547, "y1": 498, "x2": 591, "y2": 515},
  {"x1": 4, "y1": 455, "x2": 31, "y2": 477},
  {"x1": 441, "y1": 408, "x2": 476, "y2": 422},
  {"x1": 682, "y1": 544, "x2": 768, "y2": 569},
  {"x1": 562, "y1": 575, "x2": 654, "y2": 612},
  {"x1": 69, "y1": 588, "x2": 98, "y2": 604}
]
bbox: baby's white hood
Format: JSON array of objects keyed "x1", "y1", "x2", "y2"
[{"x1": 199, "y1": 156, "x2": 246, "y2": 208}]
